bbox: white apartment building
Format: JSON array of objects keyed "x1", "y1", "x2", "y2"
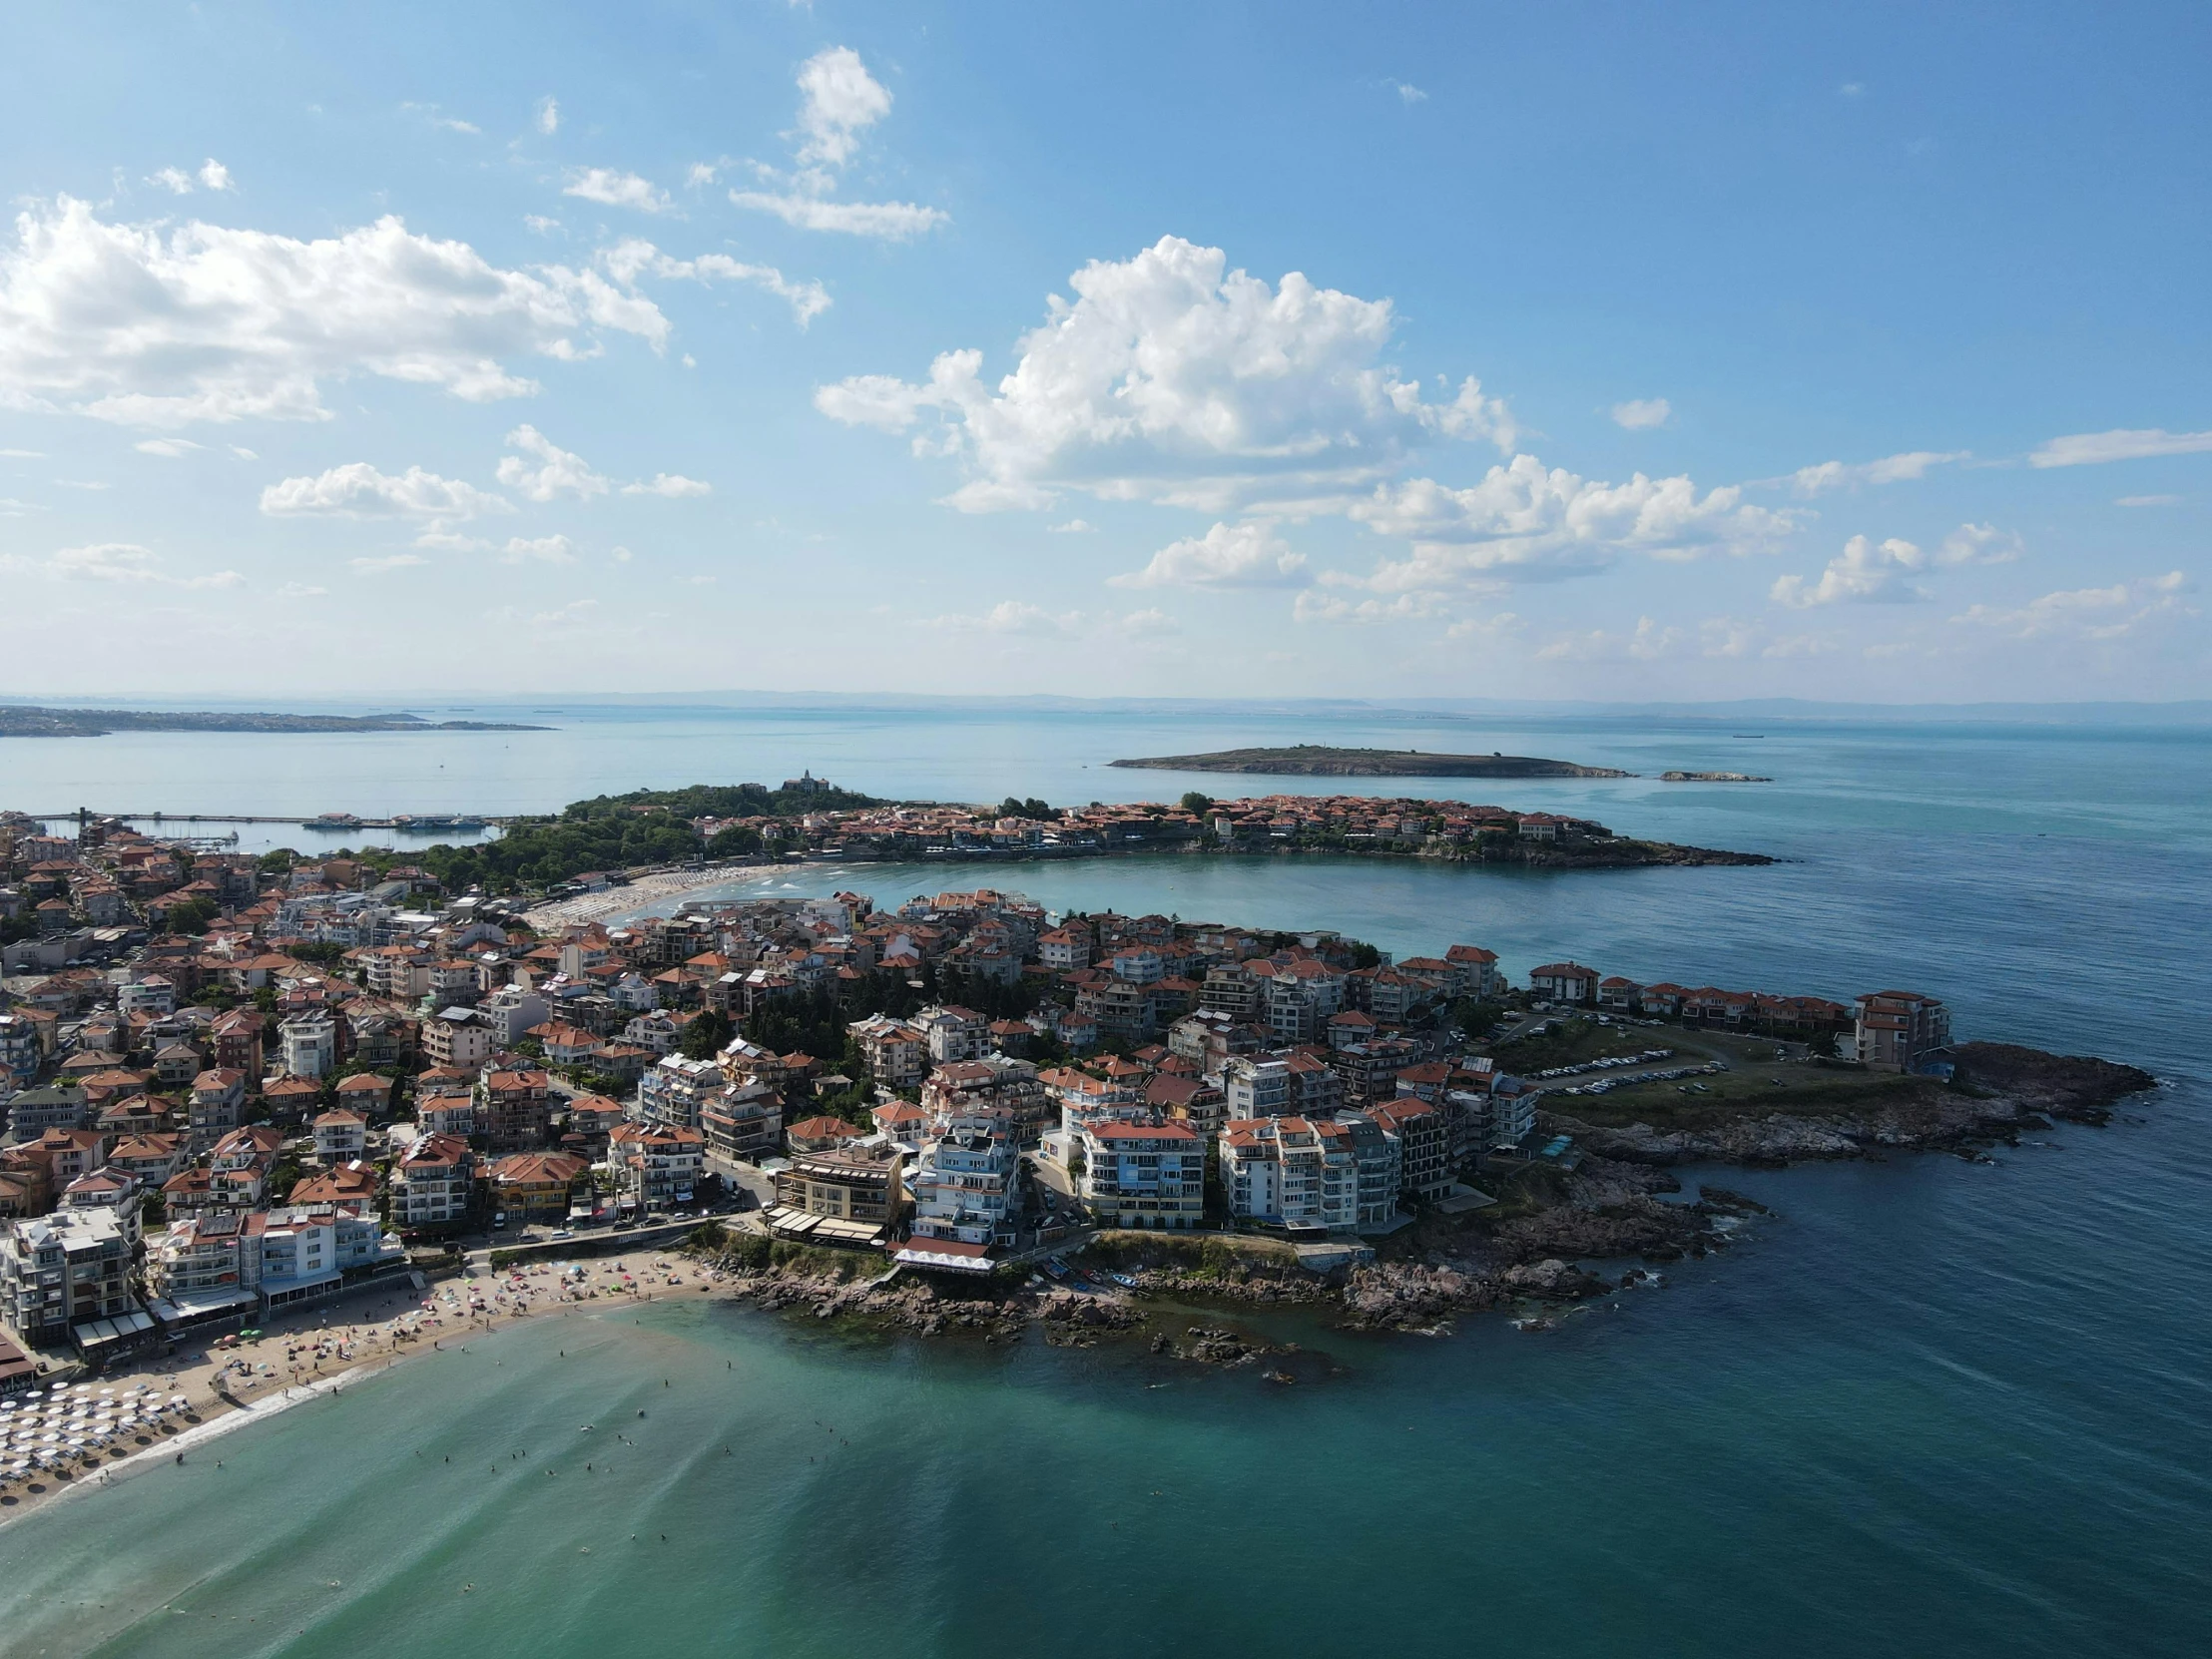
[
  {"x1": 1222, "y1": 1056, "x2": 1291, "y2": 1119},
  {"x1": 480, "y1": 984, "x2": 550, "y2": 1046},
  {"x1": 908, "y1": 1105, "x2": 1022, "y2": 1246},
  {"x1": 278, "y1": 1013, "x2": 338, "y2": 1080},
  {"x1": 1220, "y1": 1116, "x2": 1358, "y2": 1233},
  {"x1": 639, "y1": 1054, "x2": 724, "y2": 1131},
  {"x1": 1075, "y1": 1120, "x2": 1203, "y2": 1230}
]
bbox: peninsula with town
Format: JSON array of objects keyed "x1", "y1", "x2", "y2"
[{"x1": 0, "y1": 783, "x2": 2150, "y2": 1515}]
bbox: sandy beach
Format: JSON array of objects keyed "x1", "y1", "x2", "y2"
[{"x1": 0, "y1": 1250, "x2": 734, "y2": 1528}]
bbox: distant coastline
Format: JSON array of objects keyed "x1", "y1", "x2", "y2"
[
  {"x1": 0, "y1": 705, "x2": 549, "y2": 739},
  {"x1": 1110, "y1": 745, "x2": 1633, "y2": 779}
]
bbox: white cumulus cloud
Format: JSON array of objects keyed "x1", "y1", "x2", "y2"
[
  {"x1": 497, "y1": 425, "x2": 609, "y2": 502},
  {"x1": 1770, "y1": 534, "x2": 1930, "y2": 607},
  {"x1": 36, "y1": 541, "x2": 243, "y2": 587},
  {"x1": 597, "y1": 239, "x2": 829, "y2": 326},
  {"x1": 1610, "y1": 397, "x2": 1670, "y2": 430},
  {"x1": 817, "y1": 236, "x2": 1514, "y2": 513},
  {"x1": 2030, "y1": 427, "x2": 2212, "y2": 468},
  {"x1": 1343, "y1": 455, "x2": 1792, "y2": 588},
  {"x1": 1780, "y1": 449, "x2": 1970, "y2": 495},
  {"x1": 1293, "y1": 590, "x2": 1440, "y2": 625},
  {"x1": 795, "y1": 46, "x2": 892, "y2": 168},
  {"x1": 622, "y1": 473, "x2": 712, "y2": 497},
  {"x1": 260, "y1": 462, "x2": 510, "y2": 520},
  {"x1": 929, "y1": 600, "x2": 1178, "y2": 639},
  {"x1": 536, "y1": 96, "x2": 560, "y2": 136},
  {"x1": 730, "y1": 46, "x2": 948, "y2": 240},
  {"x1": 563, "y1": 169, "x2": 672, "y2": 214},
  {"x1": 498, "y1": 534, "x2": 579, "y2": 565},
  {"x1": 1770, "y1": 520, "x2": 2020, "y2": 608},
  {"x1": 0, "y1": 197, "x2": 671, "y2": 427},
  {"x1": 1111, "y1": 520, "x2": 1310, "y2": 589},
  {"x1": 135, "y1": 437, "x2": 203, "y2": 458},
  {"x1": 1952, "y1": 571, "x2": 2192, "y2": 639},
  {"x1": 728, "y1": 192, "x2": 947, "y2": 241},
  {"x1": 146, "y1": 159, "x2": 233, "y2": 195}
]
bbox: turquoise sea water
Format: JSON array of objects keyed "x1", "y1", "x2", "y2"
[{"x1": 2, "y1": 706, "x2": 2208, "y2": 1656}]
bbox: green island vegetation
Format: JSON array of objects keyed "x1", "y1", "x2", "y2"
[{"x1": 267, "y1": 780, "x2": 887, "y2": 896}]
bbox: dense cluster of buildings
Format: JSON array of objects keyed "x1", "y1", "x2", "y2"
[{"x1": 0, "y1": 806, "x2": 1955, "y2": 1360}]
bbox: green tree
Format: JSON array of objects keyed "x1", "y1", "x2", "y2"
[
  {"x1": 163, "y1": 896, "x2": 220, "y2": 936},
  {"x1": 680, "y1": 1008, "x2": 734, "y2": 1059},
  {"x1": 1180, "y1": 792, "x2": 1214, "y2": 817}
]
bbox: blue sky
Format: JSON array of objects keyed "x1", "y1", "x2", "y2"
[{"x1": 2, "y1": 0, "x2": 2207, "y2": 702}]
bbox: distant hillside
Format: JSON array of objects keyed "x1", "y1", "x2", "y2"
[
  {"x1": 0, "y1": 705, "x2": 548, "y2": 737},
  {"x1": 1109, "y1": 745, "x2": 1633, "y2": 779}
]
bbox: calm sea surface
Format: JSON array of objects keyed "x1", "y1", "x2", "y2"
[{"x1": 2, "y1": 705, "x2": 2208, "y2": 1657}]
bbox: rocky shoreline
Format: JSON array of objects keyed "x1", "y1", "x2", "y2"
[{"x1": 684, "y1": 1042, "x2": 2154, "y2": 1355}]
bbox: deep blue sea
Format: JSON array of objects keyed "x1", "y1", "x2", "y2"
[{"x1": 1, "y1": 703, "x2": 2207, "y2": 1657}]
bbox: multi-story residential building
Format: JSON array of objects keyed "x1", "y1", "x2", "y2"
[
  {"x1": 639, "y1": 1054, "x2": 723, "y2": 1131},
  {"x1": 2, "y1": 1208, "x2": 137, "y2": 1347},
  {"x1": 118, "y1": 974, "x2": 177, "y2": 1018},
  {"x1": 5, "y1": 1084, "x2": 88, "y2": 1137},
  {"x1": 417, "y1": 1089, "x2": 476, "y2": 1138},
  {"x1": 916, "y1": 1004, "x2": 988, "y2": 1064},
  {"x1": 847, "y1": 1014, "x2": 927, "y2": 1088},
  {"x1": 311, "y1": 1109, "x2": 367, "y2": 1163},
  {"x1": 702, "y1": 1079, "x2": 785, "y2": 1163},
  {"x1": 920, "y1": 1056, "x2": 1053, "y2": 1144},
  {"x1": 488, "y1": 1153, "x2": 591, "y2": 1223},
  {"x1": 390, "y1": 1132, "x2": 476, "y2": 1230},
  {"x1": 0, "y1": 1011, "x2": 48, "y2": 1086},
  {"x1": 1330, "y1": 1037, "x2": 1423, "y2": 1108},
  {"x1": 1527, "y1": 962, "x2": 1600, "y2": 1005},
  {"x1": 1220, "y1": 1115, "x2": 1357, "y2": 1232},
  {"x1": 1222, "y1": 1056, "x2": 1291, "y2": 1119},
  {"x1": 1336, "y1": 1112, "x2": 1404, "y2": 1231},
  {"x1": 1367, "y1": 1097, "x2": 1453, "y2": 1205},
  {"x1": 145, "y1": 1211, "x2": 253, "y2": 1313},
  {"x1": 105, "y1": 1131, "x2": 190, "y2": 1187},
  {"x1": 769, "y1": 1142, "x2": 907, "y2": 1244},
  {"x1": 1198, "y1": 962, "x2": 1261, "y2": 1024},
  {"x1": 479, "y1": 984, "x2": 551, "y2": 1047},
  {"x1": 276, "y1": 1012, "x2": 338, "y2": 1081},
  {"x1": 907, "y1": 1106, "x2": 1021, "y2": 1247},
  {"x1": 209, "y1": 1008, "x2": 265, "y2": 1077},
  {"x1": 1445, "y1": 944, "x2": 1505, "y2": 1000},
  {"x1": 1036, "y1": 925, "x2": 1092, "y2": 971},
  {"x1": 1285, "y1": 1051, "x2": 1345, "y2": 1116},
  {"x1": 478, "y1": 1068, "x2": 552, "y2": 1150},
  {"x1": 421, "y1": 1007, "x2": 493, "y2": 1070},
  {"x1": 1075, "y1": 1120, "x2": 1203, "y2": 1230},
  {"x1": 1854, "y1": 990, "x2": 1952, "y2": 1072},
  {"x1": 187, "y1": 1068, "x2": 247, "y2": 1145},
  {"x1": 609, "y1": 1122, "x2": 705, "y2": 1212}
]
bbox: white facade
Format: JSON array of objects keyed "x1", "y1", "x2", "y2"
[{"x1": 278, "y1": 1013, "x2": 337, "y2": 1081}]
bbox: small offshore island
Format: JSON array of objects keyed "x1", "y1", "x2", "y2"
[
  {"x1": 0, "y1": 788, "x2": 2154, "y2": 1519},
  {"x1": 1111, "y1": 744, "x2": 1632, "y2": 778}
]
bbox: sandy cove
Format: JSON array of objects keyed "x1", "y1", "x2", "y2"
[{"x1": 0, "y1": 1252, "x2": 732, "y2": 1528}]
